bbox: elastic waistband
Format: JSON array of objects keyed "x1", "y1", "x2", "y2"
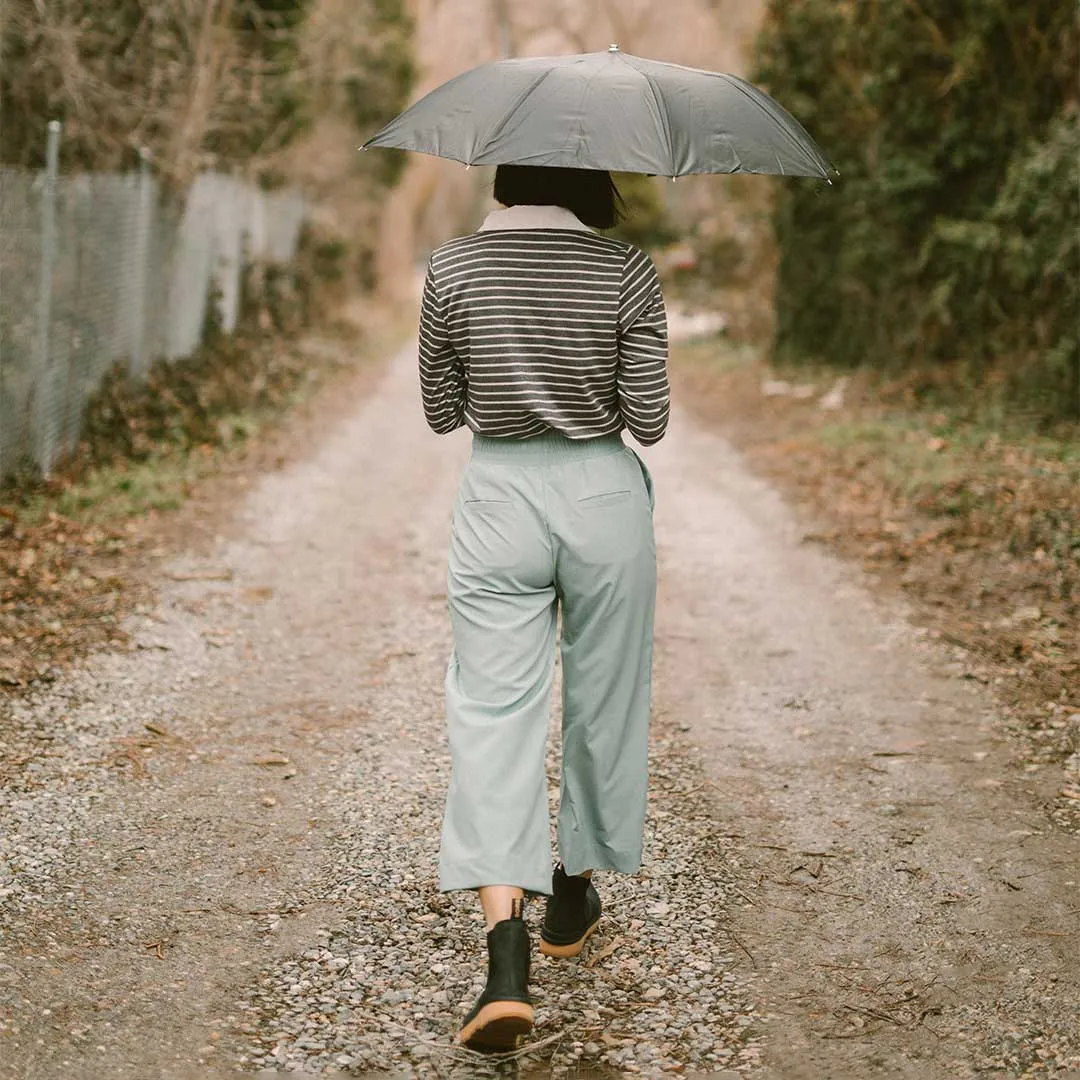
[{"x1": 471, "y1": 430, "x2": 625, "y2": 464}]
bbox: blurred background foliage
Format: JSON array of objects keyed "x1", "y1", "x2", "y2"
[
  {"x1": 0, "y1": 0, "x2": 414, "y2": 285},
  {"x1": 343, "y1": 0, "x2": 416, "y2": 190},
  {"x1": 2, "y1": 0, "x2": 311, "y2": 177},
  {"x1": 609, "y1": 172, "x2": 681, "y2": 250},
  {"x1": 753, "y1": 0, "x2": 1079, "y2": 426}
]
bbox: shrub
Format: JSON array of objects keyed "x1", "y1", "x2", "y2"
[{"x1": 754, "y1": 0, "x2": 1079, "y2": 424}]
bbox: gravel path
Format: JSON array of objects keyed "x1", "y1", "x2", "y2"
[{"x1": 1, "y1": 335, "x2": 1077, "y2": 1079}]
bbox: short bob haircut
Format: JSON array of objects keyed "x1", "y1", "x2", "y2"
[{"x1": 494, "y1": 165, "x2": 626, "y2": 230}]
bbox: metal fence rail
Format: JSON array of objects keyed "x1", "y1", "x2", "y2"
[{"x1": 0, "y1": 125, "x2": 306, "y2": 480}]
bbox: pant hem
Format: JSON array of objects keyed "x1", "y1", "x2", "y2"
[
  {"x1": 559, "y1": 847, "x2": 643, "y2": 879},
  {"x1": 439, "y1": 859, "x2": 554, "y2": 897}
]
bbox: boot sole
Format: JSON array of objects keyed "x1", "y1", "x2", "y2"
[
  {"x1": 539, "y1": 916, "x2": 601, "y2": 958},
  {"x1": 455, "y1": 1000, "x2": 535, "y2": 1052}
]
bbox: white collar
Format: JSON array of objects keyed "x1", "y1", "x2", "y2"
[{"x1": 477, "y1": 204, "x2": 593, "y2": 233}]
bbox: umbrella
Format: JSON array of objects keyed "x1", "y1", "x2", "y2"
[{"x1": 361, "y1": 45, "x2": 835, "y2": 180}]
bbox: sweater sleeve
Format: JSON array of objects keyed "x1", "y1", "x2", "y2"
[
  {"x1": 616, "y1": 246, "x2": 670, "y2": 446},
  {"x1": 418, "y1": 257, "x2": 467, "y2": 434}
]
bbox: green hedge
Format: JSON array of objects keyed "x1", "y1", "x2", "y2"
[{"x1": 754, "y1": 0, "x2": 1079, "y2": 424}]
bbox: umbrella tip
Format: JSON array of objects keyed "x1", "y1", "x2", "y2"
[{"x1": 609, "y1": 43, "x2": 619, "y2": 52}]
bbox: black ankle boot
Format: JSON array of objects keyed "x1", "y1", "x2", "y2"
[
  {"x1": 540, "y1": 864, "x2": 602, "y2": 958},
  {"x1": 455, "y1": 898, "x2": 534, "y2": 1052}
]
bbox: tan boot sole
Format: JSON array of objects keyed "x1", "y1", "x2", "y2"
[
  {"x1": 539, "y1": 916, "x2": 601, "y2": 958},
  {"x1": 455, "y1": 1000, "x2": 535, "y2": 1052}
]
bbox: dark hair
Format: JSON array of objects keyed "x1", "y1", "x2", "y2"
[{"x1": 493, "y1": 165, "x2": 626, "y2": 230}]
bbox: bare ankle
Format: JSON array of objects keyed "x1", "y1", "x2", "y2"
[{"x1": 479, "y1": 885, "x2": 525, "y2": 931}]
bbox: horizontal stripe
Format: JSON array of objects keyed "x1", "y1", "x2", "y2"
[
  {"x1": 437, "y1": 252, "x2": 622, "y2": 271},
  {"x1": 461, "y1": 331, "x2": 617, "y2": 344}
]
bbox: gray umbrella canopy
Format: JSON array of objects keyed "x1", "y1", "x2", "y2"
[{"x1": 362, "y1": 47, "x2": 834, "y2": 179}]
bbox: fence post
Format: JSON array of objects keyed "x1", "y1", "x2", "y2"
[
  {"x1": 130, "y1": 146, "x2": 153, "y2": 377},
  {"x1": 31, "y1": 120, "x2": 61, "y2": 476}
]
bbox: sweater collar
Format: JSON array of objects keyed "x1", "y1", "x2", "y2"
[{"x1": 477, "y1": 204, "x2": 593, "y2": 233}]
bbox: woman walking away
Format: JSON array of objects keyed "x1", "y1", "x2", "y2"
[{"x1": 418, "y1": 164, "x2": 669, "y2": 1052}]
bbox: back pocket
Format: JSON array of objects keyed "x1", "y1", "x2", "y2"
[
  {"x1": 463, "y1": 498, "x2": 511, "y2": 510},
  {"x1": 577, "y1": 489, "x2": 632, "y2": 508}
]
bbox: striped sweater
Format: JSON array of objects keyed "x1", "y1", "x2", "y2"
[{"x1": 418, "y1": 204, "x2": 669, "y2": 446}]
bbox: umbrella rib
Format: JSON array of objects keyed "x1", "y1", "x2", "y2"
[
  {"x1": 719, "y1": 73, "x2": 833, "y2": 176},
  {"x1": 474, "y1": 65, "x2": 565, "y2": 163},
  {"x1": 637, "y1": 70, "x2": 678, "y2": 178}
]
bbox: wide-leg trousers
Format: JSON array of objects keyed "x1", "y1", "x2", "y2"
[{"x1": 438, "y1": 430, "x2": 657, "y2": 897}]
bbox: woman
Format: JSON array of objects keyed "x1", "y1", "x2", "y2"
[{"x1": 418, "y1": 164, "x2": 669, "y2": 1051}]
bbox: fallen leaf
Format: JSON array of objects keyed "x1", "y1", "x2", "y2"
[
  {"x1": 584, "y1": 934, "x2": 624, "y2": 967},
  {"x1": 1011, "y1": 605, "x2": 1042, "y2": 624},
  {"x1": 253, "y1": 753, "x2": 291, "y2": 767},
  {"x1": 166, "y1": 569, "x2": 234, "y2": 582}
]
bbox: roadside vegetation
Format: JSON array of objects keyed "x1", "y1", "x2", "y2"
[{"x1": 753, "y1": 0, "x2": 1078, "y2": 426}]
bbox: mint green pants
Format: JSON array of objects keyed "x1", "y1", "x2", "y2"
[{"x1": 439, "y1": 430, "x2": 657, "y2": 896}]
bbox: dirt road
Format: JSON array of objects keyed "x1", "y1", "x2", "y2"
[{"x1": 1, "y1": 337, "x2": 1077, "y2": 1079}]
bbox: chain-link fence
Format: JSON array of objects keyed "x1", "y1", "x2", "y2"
[{"x1": 0, "y1": 125, "x2": 307, "y2": 480}]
